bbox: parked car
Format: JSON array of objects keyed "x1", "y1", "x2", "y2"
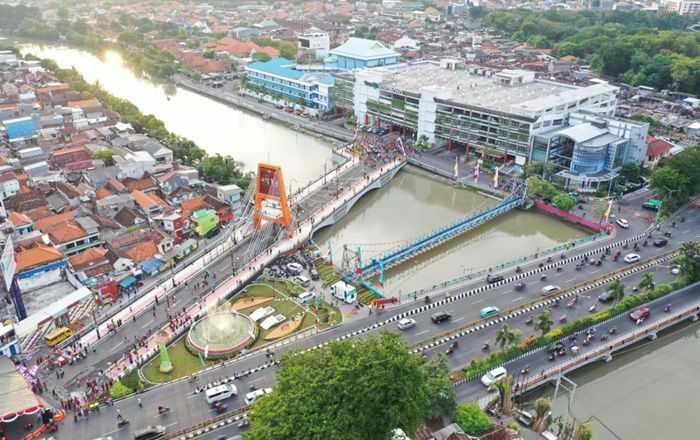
[
  {"x1": 623, "y1": 253, "x2": 641, "y2": 263},
  {"x1": 630, "y1": 307, "x2": 651, "y2": 322},
  {"x1": 653, "y1": 238, "x2": 668, "y2": 247},
  {"x1": 431, "y1": 311, "x2": 452, "y2": 324},
  {"x1": 309, "y1": 268, "x2": 320, "y2": 280},
  {"x1": 480, "y1": 367, "x2": 507, "y2": 387},
  {"x1": 486, "y1": 274, "x2": 504, "y2": 284},
  {"x1": 283, "y1": 106, "x2": 294, "y2": 112},
  {"x1": 616, "y1": 218, "x2": 629, "y2": 228},
  {"x1": 479, "y1": 306, "x2": 501, "y2": 318},
  {"x1": 397, "y1": 318, "x2": 416, "y2": 330},
  {"x1": 286, "y1": 262, "x2": 303, "y2": 274}
]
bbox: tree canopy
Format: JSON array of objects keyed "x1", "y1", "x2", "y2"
[
  {"x1": 453, "y1": 402, "x2": 492, "y2": 435},
  {"x1": 650, "y1": 146, "x2": 699, "y2": 212},
  {"x1": 246, "y1": 332, "x2": 438, "y2": 439}
]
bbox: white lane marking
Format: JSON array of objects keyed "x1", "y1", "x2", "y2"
[
  {"x1": 415, "y1": 330, "x2": 429, "y2": 336},
  {"x1": 472, "y1": 299, "x2": 485, "y2": 304},
  {"x1": 99, "y1": 428, "x2": 121, "y2": 436},
  {"x1": 141, "y1": 319, "x2": 154, "y2": 329},
  {"x1": 511, "y1": 296, "x2": 523, "y2": 302},
  {"x1": 164, "y1": 421, "x2": 179, "y2": 428},
  {"x1": 590, "y1": 269, "x2": 601, "y2": 274},
  {"x1": 109, "y1": 341, "x2": 124, "y2": 352},
  {"x1": 453, "y1": 317, "x2": 465, "y2": 323},
  {"x1": 566, "y1": 278, "x2": 577, "y2": 283},
  {"x1": 218, "y1": 266, "x2": 229, "y2": 273},
  {"x1": 249, "y1": 377, "x2": 265, "y2": 384}
]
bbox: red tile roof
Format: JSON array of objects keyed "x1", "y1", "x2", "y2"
[
  {"x1": 46, "y1": 221, "x2": 88, "y2": 244},
  {"x1": 15, "y1": 245, "x2": 65, "y2": 273},
  {"x1": 68, "y1": 247, "x2": 108, "y2": 270},
  {"x1": 646, "y1": 136, "x2": 673, "y2": 157},
  {"x1": 125, "y1": 241, "x2": 159, "y2": 264},
  {"x1": 35, "y1": 211, "x2": 75, "y2": 232}
]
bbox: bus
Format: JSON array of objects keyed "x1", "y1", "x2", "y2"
[{"x1": 44, "y1": 327, "x2": 73, "y2": 347}]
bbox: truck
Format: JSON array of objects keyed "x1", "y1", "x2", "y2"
[{"x1": 330, "y1": 281, "x2": 357, "y2": 304}]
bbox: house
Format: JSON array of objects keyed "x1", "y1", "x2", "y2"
[
  {"x1": 8, "y1": 212, "x2": 34, "y2": 238},
  {"x1": 114, "y1": 151, "x2": 156, "y2": 179},
  {"x1": 190, "y1": 209, "x2": 219, "y2": 237},
  {"x1": 44, "y1": 217, "x2": 100, "y2": 256},
  {"x1": 123, "y1": 173, "x2": 158, "y2": 193},
  {"x1": 15, "y1": 244, "x2": 68, "y2": 292},
  {"x1": 644, "y1": 136, "x2": 674, "y2": 170},
  {"x1": 2, "y1": 116, "x2": 37, "y2": 146},
  {"x1": 153, "y1": 211, "x2": 188, "y2": 239},
  {"x1": 4, "y1": 190, "x2": 48, "y2": 213},
  {"x1": 68, "y1": 247, "x2": 112, "y2": 282},
  {"x1": 84, "y1": 166, "x2": 120, "y2": 189},
  {"x1": 96, "y1": 193, "x2": 136, "y2": 217},
  {"x1": 50, "y1": 146, "x2": 92, "y2": 169},
  {"x1": 0, "y1": 172, "x2": 20, "y2": 199},
  {"x1": 216, "y1": 184, "x2": 243, "y2": 217},
  {"x1": 166, "y1": 185, "x2": 199, "y2": 205},
  {"x1": 182, "y1": 194, "x2": 233, "y2": 223},
  {"x1": 114, "y1": 207, "x2": 146, "y2": 228},
  {"x1": 34, "y1": 211, "x2": 75, "y2": 232},
  {"x1": 131, "y1": 190, "x2": 168, "y2": 218}
]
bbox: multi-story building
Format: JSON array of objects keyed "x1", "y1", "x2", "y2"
[
  {"x1": 664, "y1": 0, "x2": 700, "y2": 15},
  {"x1": 245, "y1": 58, "x2": 334, "y2": 110},
  {"x1": 298, "y1": 33, "x2": 330, "y2": 58},
  {"x1": 328, "y1": 38, "x2": 399, "y2": 70},
  {"x1": 351, "y1": 61, "x2": 618, "y2": 165},
  {"x1": 0, "y1": 321, "x2": 20, "y2": 356}
]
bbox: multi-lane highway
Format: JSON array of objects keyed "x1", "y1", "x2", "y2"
[{"x1": 49, "y1": 199, "x2": 698, "y2": 439}]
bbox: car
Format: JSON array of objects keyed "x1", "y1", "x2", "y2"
[
  {"x1": 671, "y1": 266, "x2": 680, "y2": 275},
  {"x1": 642, "y1": 202, "x2": 659, "y2": 211},
  {"x1": 653, "y1": 238, "x2": 668, "y2": 247},
  {"x1": 309, "y1": 268, "x2": 320, "y2": 280},
  {"x1": 541, "y1": 285, "x2": 561, "y2": 295},
  {"x1": 616, "y1": 218, "x2": 629, "y2": 228},
  {"x1": 479, "y1": 306, "x2": 501, "y2": 318},
  {"x1": 480, "y1": 367, "x2": 507, "y2": 387},
  {"x1": 283, "y1": 106, "x2": 293, "y2": 112},
  {"x1": 286, "y1": 262, "x2": 303, "y2": 274},
  {"x1": 598, "y1": 290, "x2": 615, "y2": 303},
  {"x1": 630, "y1": 307, "x2": 651, "y2": 322},
  {"x1": 274, "y1": 103, "x2": 284, "y2": 109},
  {"x1": 294, "y1": 109, "x2": 303, "y2": 116},
  {"x1": 431, "y1": 311, "x2": 452, "y2": 324},
  {"x1": 486, "y1": 274, "x2": 504, "y2": 284},
  {"x1": 623, "y1": 253, "x2": 641, "y2": 263},
  {"x1": 133, "y1": 425, "x2": 166, "y2": 440},
  {"x1": 397, "y1": 318, "x2": 416, "y2": 330}
]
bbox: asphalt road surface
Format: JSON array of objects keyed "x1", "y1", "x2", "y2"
[{"x1": 47, "y1": 201, "x2": 698, "y2": 439}]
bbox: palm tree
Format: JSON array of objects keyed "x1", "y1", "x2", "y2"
[
  {"x1": 637, "y1": 272, "x2": 655, "y2": 292},
  {"x1": 606, "y1": 279, "x2": 625, "y2": 305},
  {"x1": 495, "y1": 323, "x2": 523, "y2": 350},
  {"x1": 534, "y1": 310, "x2": 554, "y2": 336}
]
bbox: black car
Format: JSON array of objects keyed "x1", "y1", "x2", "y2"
[
  {"x1": 598, "y1": 290, "x2": 614, "y2": 303},
  {"x1": 653, "y1": 238, "x2": 668, "y2": 247},
  {"x1": 431, "y1": 312, "x2": 452, "y2": 324},
  {"x1": 486, "y1": 274, "x2": 504, "y2": 284}
]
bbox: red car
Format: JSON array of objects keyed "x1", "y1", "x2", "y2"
[{"x1": 630, "y1": 307, "x2": 651, "y2": 322}]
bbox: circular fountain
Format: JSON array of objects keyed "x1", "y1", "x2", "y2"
[{"x1": 187, "y1": 312, "x2": 256, "y2": 358}]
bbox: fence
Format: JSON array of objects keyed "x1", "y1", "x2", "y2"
[{"x1": 534, "y1": 200, "x2": 603, "y2": 231}]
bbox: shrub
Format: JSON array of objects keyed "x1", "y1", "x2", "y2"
[
  {"x1": 507, "y1": 422, "x2": 522, "y2": 433},
  {"x1": 109, "y1": 381, "x2": 133, "y2": 399},
  {"x1": 454, "y1": 402, "x2": 492, "y2": 435},
  {"x1": 120, "y1": 369, "x2": 140, "y2": 389},
  {"x1": 546, "y1": 328, "x2": 563, "y2": 339}
]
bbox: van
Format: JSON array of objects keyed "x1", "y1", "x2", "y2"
[
  {"x1": 297, "y1": 291, "x2": 316, "y2": 305},
  {"x1": 309, "y1": 268, "x2": 320, "y2": 280},
  {"x1": 294, "y1": 275, "x2": 310, "y2": 288},
  {"x1": 132, "y1": 425, "x2": 166, "y2": 440},
  {"x1": 44, "y1": 327, "x2": 73, "y2": 347},
  {"x1": 245, "y1": 387, "x2": 273, "y2": 404},
  {"x1": 205, "y1": 384, "x2": 238, "y2": 404}
]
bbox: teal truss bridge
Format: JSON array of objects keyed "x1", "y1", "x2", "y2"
[{"x1": 341, "y1": 182, "x2": 527, "y2": 283}]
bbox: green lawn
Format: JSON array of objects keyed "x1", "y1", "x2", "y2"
[{"x1": 141, "y1": 336, "x2": 216, "y2": 383}]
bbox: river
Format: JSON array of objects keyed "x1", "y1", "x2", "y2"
[{"x1": 19, "y1": 44, "x2": 691, "y2": 437}]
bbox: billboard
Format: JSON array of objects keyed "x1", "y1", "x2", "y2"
[{"x1": 0, "y1": 237, "x2": 16, "y2": 291}]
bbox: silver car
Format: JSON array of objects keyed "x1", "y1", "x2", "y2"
[{"x1": 397, "y1": 318, "x2": 416, "y2": 330}]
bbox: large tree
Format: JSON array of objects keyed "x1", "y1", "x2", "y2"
[
  {"x1": 423, "y1": 353, "x2": 457, "y2": 420},
  {"x1": 676, "y1": 242, "x2": 700, "y2": 282},
  {"x1": 534, "y1": 310, "x2": 554, "y2": 336},
  {"x1": 495, "y1": 323, "x2": 522, "y2": 350},
  {"x1": 637, "y1": 272, "x2": 655, "y2": 292},
  {"x1": 246, "y1": 332, "x2": 432, "y2": 440},
  {"x1": 606, "y1": 279, "x2": 625, "y2": 305}
]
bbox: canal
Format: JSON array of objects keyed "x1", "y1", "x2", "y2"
[{"x1": 19, "y1": 44, "x2": 695, "y2": 437}]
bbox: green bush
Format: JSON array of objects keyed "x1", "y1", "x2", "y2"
[
  {"x1": 109, "y1": 381, "x2": 133, "y2": 399},
  {"x1": 120, "y1": 369, "x2": 140, "y2": 390},
  {"x1": 507, "y1": 422, "x2": 522, "y2": 433},
  {"x1": 454, "y1": 402, "x2": 492, "y2": 435}
]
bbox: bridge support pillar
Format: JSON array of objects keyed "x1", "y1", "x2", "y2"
[
  {"x1": 602, "y1": 353, "x2": 613, "y2": 363},
  {"x1": 688, "y1": 313, "x2": 698, "y2": 322},
  {"x1": 647, "y1": 332, "x2": 658, "y2": 341}
]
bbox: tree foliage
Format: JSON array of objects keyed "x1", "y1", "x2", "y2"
[
  {"x1": 95, "y1": 149, "x2": 115, "y2": 166},
  {"x1": 606, "y1": 279, "x2": 625, "y2": 305},
  {"x1": 553, "y1": 193, "x2": 576, "y2": 212},
  {"x1": 246, "y1": 332, "x2": 432, "y2": 440},
  {"x1": 619, "y1": 161, "x2": 641, "y2": 183},
  {"x1": 534, "y1": 310, "x2": 554, "y2": 336},
  {"x1": 251, "y1": 51, "x2": 272, "y2": 62},
  {"x1": 495, "y1": 323, "x2": 522, "y2": 350},
  {"x1": 453, "y1": 402, "x2": 492, "y2": 435},
  {"x1": 198, "y1": 154, "x2": 253, "y2": 188},
  {"x1": 423, "y1": 353, "x2": 456, "y2": 420},
  {"x1": 483, "y1": 9, "x2": 700, "y2": 94},
  {"x1": 676, "y1": 242, "x2": 700, "y2": 282}
]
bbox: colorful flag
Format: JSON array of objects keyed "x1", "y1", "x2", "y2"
[
  {"x1": 356, "y1": 246, "x2": 363, "y2": 274},
  {"x1": 326, "y1": 240, "x2": 333, "y2": 267},
  {"x1": 453, "y1": 156, "x2": 459, "y2": 178},
  {"x1": 493, "y1": 166, "x2": 499, "y2": 188},
  {"x1": 378, "y1": 262, "x2": 385, "y2": 288},
  {"x1": 473, "y1": 159, "x2": 480, "y2": 182},
  {"x1": 604, "y1": 199, "x2": 613, "y2": 223}
]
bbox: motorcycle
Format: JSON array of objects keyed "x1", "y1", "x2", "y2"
[
  {"x1": 446, "y1": 341, "x2": 458, "y2": 355},
  {"x1": 566, "y1": 299, "x2": 577, "y2": 308},
  {"x1": 609, "y1": 326, "x2": 618, "y2": 334},
  {"x1": 600, "y1": 334, "x2": 609, "y2": 341},
  {"x1": 643, "y1": 240, "x2": 648, "y2": 247},
  {"x1": 582, "y1": 338, "x2": 591, "y2": 346},
  {"x1": 664, "y1": 304, "x2": 671, "y2": 313},
  {"x1": 613, "y1": 255, "x2": 619, "y2": 262},
  {"x1": 548, "y1": 353, "x2": 556, "y2": 361},
  {"x1": 515, "y1": 266, "x2": 522, "y2": 273},
  {"x1": 526, "y1": 315, "x2": 534, "y2": 325},
  {"x1": 158, "y1": 406, "x2": 170, "y2": 415},
  {"x1": 424, "y1": 296, "x2": 431, "y2": 305},
  {"x1": 540, "y1": 274, "x2": 547, "y2": 281},
  {"x1": 575, "y1": 263, "x2": 582, "y2": 271},
  {"x1": 559, "y1": 315, "x2": 567, "y2": 323},
  {"x1": 556, "y1": 267, "x2": 563, "y2": 272},
  {"x1": 623, "y1": 243, "x2": 629, "y2": 249},
  {"x1": 117, "y1": 419, "x2": 130, "y2": 428},
  {"x1": 520, "y1": 365, "x2": 530, "y2": 375},
  {"x1": 482, "y1": 343, "x2": 490, "y2": 352},
  {"x1": 213, "y1": 402, "x2": 228, "y2": 414},
  {"x1": 589, "y1": 304, "x2": 597, "y2": 313}
]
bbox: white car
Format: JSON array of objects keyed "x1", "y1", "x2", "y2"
[
  {"x1": 481, "y1": 366, "x2": 507, "y2": 387},
  {"x1": 671, "y1": 266, "x2": 680, "y2": 275},
  {"x1": 286, "y1": 262, "x2": 303, "y2": 274},
  {"x1": 616, "y1": 218, "x2": 629, "y2": 228},
  {"x1": 624, "y1": 253, "x2": 641, "y2": 263},
  {"x1": 397, "y1": 318, "x2": 416, "y2": 330}
]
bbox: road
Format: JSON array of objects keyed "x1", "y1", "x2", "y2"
[{"x1": 48, "y1": 198, "x2": 697, "y2": 439}]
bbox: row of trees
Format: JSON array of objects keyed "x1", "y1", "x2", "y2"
[
  {"x1": 649, "y1": 146, "x2": 700, "y2": 212},
  {"x1": 483, "y1": 9, "x2": 700, "y2": 94},
  {"x1": 34, "y1": 56, "x2": 251, "y2": 188}
]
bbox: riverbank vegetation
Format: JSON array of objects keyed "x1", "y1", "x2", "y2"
[
  {"x1": 483, "y1": 10, "x2": 700, "y2": 95},
  {"x1": 29, "y1": 54, "x2": 252, "y2": 188}
]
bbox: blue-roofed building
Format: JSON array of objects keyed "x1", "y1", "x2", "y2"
[
  {"x1": 328, "y1": 38, "x2": 399, "y2": 71},
  {"x1": 2, "y1": 116, "x2": 37, "y2": 145},
  {"x1": 245, "y1": 58, "x2": 334, "y2": 110}
]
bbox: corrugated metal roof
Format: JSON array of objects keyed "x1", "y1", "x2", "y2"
[
  {"x1": 247, "y1": 58, "x2": 303, "y2": 80},
  {"x1": 330, "y1": 38, "x2": 399, "y2": 61}
]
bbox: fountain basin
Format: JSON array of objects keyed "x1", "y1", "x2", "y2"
[{"x1": 187, "y1": 311, "x2": 256, "y2": 357}]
